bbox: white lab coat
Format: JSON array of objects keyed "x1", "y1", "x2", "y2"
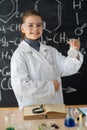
[{"x1": 11, "y1": 40, "x2": 83, "y2": 109}]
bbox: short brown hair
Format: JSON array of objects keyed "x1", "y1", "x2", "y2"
[{"x1": 21, "y1": 10, "x2": 43, "y2": 24}]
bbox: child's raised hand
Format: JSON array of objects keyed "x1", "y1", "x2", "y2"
[{"x1": 67, "y1": 39, "x2": 80, "y2": 50}]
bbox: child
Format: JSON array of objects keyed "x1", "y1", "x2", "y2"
[{"x1": 11, "y1": 10, "x2": 83, "y2": 109}]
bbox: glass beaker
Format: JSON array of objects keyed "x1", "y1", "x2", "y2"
[
  {"x1": 5, "y1": 113, "x2": 15, "y2": 130},
  {"x1": 64, "y1": 108, "x2": 76, "y2": 127}
]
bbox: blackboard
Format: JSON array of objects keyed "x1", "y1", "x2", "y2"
[{"x1": 0, "y1": 0, "x2": 87, "y2": 107}]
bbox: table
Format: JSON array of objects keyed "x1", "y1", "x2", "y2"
[{"x1": 0, "y1": 105, "x2": 87, "y2": 130}]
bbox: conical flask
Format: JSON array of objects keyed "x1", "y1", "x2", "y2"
[{"x1": 64, "y1": 108, "x2": 76, "y2": 127}]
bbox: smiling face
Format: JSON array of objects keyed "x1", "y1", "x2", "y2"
[{"x1": 21, "y1": 15, "x2": 44, "y2": 40}]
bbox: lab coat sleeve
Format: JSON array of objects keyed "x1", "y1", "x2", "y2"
[
  {"x1": 11, "y1": 51, "x2": 55, "y2": 100},
  {"x1": 54, "y1": 49, "x2": 83, "y2": 77}
]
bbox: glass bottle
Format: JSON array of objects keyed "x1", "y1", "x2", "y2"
[
  {"x1": 85, "y1": 113, "x2": 87, "y2": 127},
  {"x1": 64, "y1": 108, "x2": 76, "y2": 127},
  {"x1": 77, "y1": 114, "x2": 86, "y2": 130}
]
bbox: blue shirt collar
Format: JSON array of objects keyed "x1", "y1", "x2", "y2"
[{"x1": 24, "y1": 38, "x2": 40, "y2": 51}]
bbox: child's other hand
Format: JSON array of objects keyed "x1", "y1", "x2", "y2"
[{"x1": 53, "y1": 80, "x2": 60, "y2": 92}]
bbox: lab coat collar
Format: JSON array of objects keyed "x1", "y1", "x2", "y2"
[{"x1": 19, "y1": 40, "x2": 49, "y2": 53}]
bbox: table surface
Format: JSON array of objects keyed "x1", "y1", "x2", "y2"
[{"x1": 0, "y1": 105, "x2": 87, "y2": 130}]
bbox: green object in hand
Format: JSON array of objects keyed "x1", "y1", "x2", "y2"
[{"x1": 6, "y1": 127, "x2": 15, "y2": 130}]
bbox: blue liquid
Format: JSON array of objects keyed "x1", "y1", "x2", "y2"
[{"x1": 64, "y1": 118, "x2": 75, "y2": 127}]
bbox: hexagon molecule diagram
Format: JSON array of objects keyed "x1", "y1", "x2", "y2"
[
  {"x1": 0, "y1": 0, "x2": 18, "y2": 23},
  {"x1": 34, "y1": 0, "x2": 62, "y2": 33}
]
